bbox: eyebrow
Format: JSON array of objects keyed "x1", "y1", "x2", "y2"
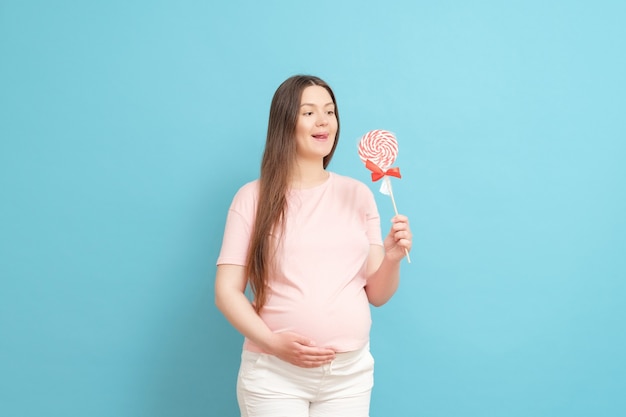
[{"x1": 300, "y1": 102, "x2": 335, "y2": 108}]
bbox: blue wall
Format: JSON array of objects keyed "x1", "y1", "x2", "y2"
[{"x1": 1, "y1": 1, "x2": 625, "y2": 416}]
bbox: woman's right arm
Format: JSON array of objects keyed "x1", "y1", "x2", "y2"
[{"x1": 214, "y1": 264, "x2": 336, "y2": 367}]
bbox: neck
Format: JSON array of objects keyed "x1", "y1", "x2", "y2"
[{"x1": 290, "y1": 158, "x2": 329, "y2": 189}]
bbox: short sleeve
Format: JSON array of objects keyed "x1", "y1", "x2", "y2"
[
  {"x1": 216, "y1": 181, "x2": 259, "y2": 266},
  {"x1": 364, "y1": 187, "x2": 383, "y2": 246}
]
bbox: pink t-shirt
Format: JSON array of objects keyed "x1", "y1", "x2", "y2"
[{"x1": 216, "y1": 172, "x2": 383, "y2": 353}]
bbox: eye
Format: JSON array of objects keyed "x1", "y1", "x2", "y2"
[
  {"x1": 327, "y1": 110, "x2": 335, "y2": 115},
  {"x1": 302, "y1": 111, "x2": 313, "y2": 116}
]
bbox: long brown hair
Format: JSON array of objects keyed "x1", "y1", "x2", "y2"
[{"x1": 246, "y1": 75, "x2": 340, "y2": 312}]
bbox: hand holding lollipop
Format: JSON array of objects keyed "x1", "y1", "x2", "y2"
[{"x1": 358, "y1": 129, "x2": 411, "y2": 263}]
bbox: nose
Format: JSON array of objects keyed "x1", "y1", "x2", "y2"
[{"x1": 316, "y1": 112, "x2": 329, "y2": 126}]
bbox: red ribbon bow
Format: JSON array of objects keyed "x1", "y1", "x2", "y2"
[{"x1": 365, "y1": 159, "x2": 402, "y2": 182}]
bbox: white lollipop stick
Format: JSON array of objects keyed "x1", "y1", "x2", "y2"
[{"x1": 384, "y1": 176, "x2": 411, "y2": 264}]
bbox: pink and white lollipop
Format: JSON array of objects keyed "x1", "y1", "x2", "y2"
[
  {"x1": 358, "y1": 129, "x2": 410, "y2": 263},
  {"x1": 358, "y1": 129, "x2": 399, "y2": 171}
]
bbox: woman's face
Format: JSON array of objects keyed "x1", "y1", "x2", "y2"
[{"x1": 294, "y1": 85, "x2": 338, "y2": 163}]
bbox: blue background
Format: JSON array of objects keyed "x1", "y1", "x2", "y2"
[{"x1": 1, "y1": 1, "x2": 625, "y2": 416}]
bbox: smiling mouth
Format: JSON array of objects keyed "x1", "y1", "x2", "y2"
[{"x1": 312, "y1": 133, "x2": 329, "y2": 140}]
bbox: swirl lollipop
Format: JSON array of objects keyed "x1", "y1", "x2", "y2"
[
  {"x1": 358, "y1": 129, "x2": 398, "y2": 171},
  {"x1": 358, "y1": 129, "x2": 410, "y2": 263}
]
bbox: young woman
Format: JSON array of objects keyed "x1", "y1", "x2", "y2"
[{"x1": 215, "y1": 75, "x2": 412, "y2": 417}]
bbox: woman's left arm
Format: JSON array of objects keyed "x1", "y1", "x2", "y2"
[{"x1": 365, "y1": 215, "x2": 412, "y2": 306}]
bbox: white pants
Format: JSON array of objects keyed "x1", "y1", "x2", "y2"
[{"x1": 236, "y1": 344, "x2": 374, "y2": 417}]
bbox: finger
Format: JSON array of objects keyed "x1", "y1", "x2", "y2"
[
  {"x1": 289, "y1": 336, "x2": 333, "y2": 352},
  {"x1": 395, "y1": 238, "x2": 412, "y2": 251},
  {"x1": 299, "y1": 345, "x2": 336, "y2": 357},
  {"x1": 300, "y1": 359, "x2": 332, "y2": 368},
  {"x1": 303, "y1": 353, "x2": 335, "y2": 365},
  {"x1": 391, "y1": 220, "x2": 410, "y2": 232},
  {"x1": 391, "y1": 214, "x2": 409, "y2": 224},
  {"x1": 301, "y1": 347, "x2": 336, "y2": 358},
  {"x1": 394, "y1": 230, "x2": 412, "y2": 240}
]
